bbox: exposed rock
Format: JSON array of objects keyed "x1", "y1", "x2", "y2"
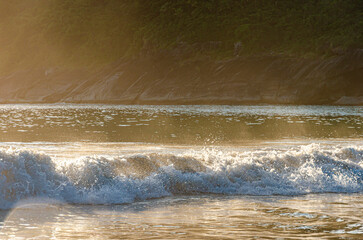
[
  {"x1": 335, "y1": 96, "x2": 363, "y2": 105},
  {"x1": 0, "y1": 50, "x2": 362, "y2": 105}
]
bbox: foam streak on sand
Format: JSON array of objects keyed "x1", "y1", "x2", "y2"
[{"x1": 0, "y1": 144, "x2": 362, "y2": 209}]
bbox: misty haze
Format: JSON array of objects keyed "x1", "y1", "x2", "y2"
[{"x1": 0, "y1": 1, "x2": 362, "y2": 239}]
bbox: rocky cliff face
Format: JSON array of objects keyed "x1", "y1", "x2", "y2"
[{"x1": 0, "y1": 50, "x2": 362, "y2": 105}]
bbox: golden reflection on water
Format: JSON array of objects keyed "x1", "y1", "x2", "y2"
[
  {"x1": 0, "y1": 104, "x2": 361, "y2": 143},
  {"x1": 1, "y1": 194, "x2": 362, "y2": 239}
]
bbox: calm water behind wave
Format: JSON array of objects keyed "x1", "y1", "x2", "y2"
[{"x1": 0, "y1": 104, "x2": 361, "y2": 143}]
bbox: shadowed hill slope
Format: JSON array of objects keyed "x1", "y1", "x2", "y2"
[
  {"x1": 1, "y1": 49, "x2": 362, "y2": 105},
  {"x1": 0, "y1": 0, "x2": 362, "y2": 104}
]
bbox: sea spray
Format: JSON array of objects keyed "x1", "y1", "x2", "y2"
[{"x1": 0, "y1": 144, "x2": 362, "y2": 209}]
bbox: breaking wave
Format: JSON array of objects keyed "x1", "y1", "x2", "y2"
[{"x1": 1, "y1": 144, "x2": 362, "y2": 209}]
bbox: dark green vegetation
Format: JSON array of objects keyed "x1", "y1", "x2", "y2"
[{"x1": 0, "y1": 0, "x2": 362, "y2": 73}]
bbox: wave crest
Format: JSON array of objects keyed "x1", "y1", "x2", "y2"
[{"x1": 0, "y1": 144, "x2": 362, "y2": 209}]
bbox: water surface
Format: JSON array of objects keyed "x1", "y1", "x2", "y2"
[{"x1": 0, "y1": 104, "x2": 362, "y2": 239}]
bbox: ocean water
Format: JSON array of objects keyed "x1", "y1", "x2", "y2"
[{"x1": 0, "y1": 104, "x2": 362, "y2": 239}]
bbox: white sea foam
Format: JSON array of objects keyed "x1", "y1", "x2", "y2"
[{"x1": 0, "y1": 144, "x2": 362, "y2": 209}]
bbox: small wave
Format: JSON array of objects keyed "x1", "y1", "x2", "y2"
[{"x1": 0, "y1": 144, "x2": 362, "y2": 209}]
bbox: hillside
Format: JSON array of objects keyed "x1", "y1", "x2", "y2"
[{"x1": 0, "y1": 0, "x2": 362, "y2": 104}]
